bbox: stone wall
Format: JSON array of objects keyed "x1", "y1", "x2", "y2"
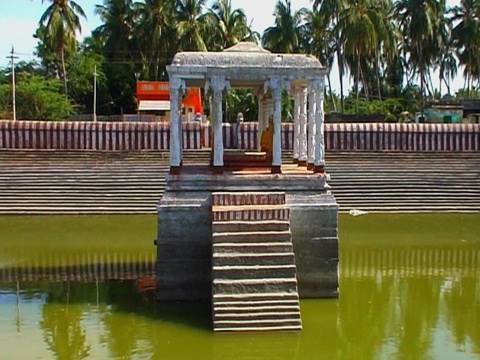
[{"x1": 156, "y1": 174, "x2": 339, "y2": 300}]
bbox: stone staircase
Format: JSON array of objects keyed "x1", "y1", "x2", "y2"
[
  {"x1": 0, "y1": 150, "x2": 478, "y2": 214},
  {"x1": 211, "y1": 192, "x2": 302, "y2": 332}
]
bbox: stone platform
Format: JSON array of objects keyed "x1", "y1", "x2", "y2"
[{"x1": 156, "y1": 166, "x2": 339, "y2": 302}]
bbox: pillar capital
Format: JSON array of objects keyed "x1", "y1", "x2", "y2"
[
  {"x1": 264, "y1": 77, "x2": 289, "y2": 97},
  {"x1": 309, "y1": 77, "x2": 325, "y2": 93},
  {"x1": 206, "y1": 76, "x2": 230, "y2": 94},
  {"x1": 170, "y1": 76, "x2": 186, "y2": 93}
]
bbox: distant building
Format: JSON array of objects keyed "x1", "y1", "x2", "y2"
[{"x1": 136, "y1": 81, "x2": 203, "y2": 121}]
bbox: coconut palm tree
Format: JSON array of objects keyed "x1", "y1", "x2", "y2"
[
  {"x1": 439, "y1": 48, "x2": 457, "y2": 96},
  {"x1": 39, "y1": 0, "x2": 86, "y2": 94},
  {"x1": 206, "y1": 0, "x2": 257, "y2": 50},
  {"x1": 94, "y1": 0, "x2": 138, "y2": 113},
  {"x1": 134, "y1": 0, "x2": 176, "y2": 79},
  {"x1": 301, "y1": 9, "x2": 337, "y2": 110},
  {"x1": 450, "y1": 0, "x2": 480, "y2": 95},
  {"x1": 95, "y1": 0, "x2": 135, "y2": 59},
  {"x1": 368, "y1": 0, "x2": 399, "y2": 100},
  {"x1": 336, "y1": 0, "x2": 382, "y2": 109},
  {"x1": 313, "y1": 0, "x2": 345, "y2": 111},
  {"x1": 176, "y1": 0, "x2": 208, "y2": 52},
  {"x1": 394, "y1": 0, "x2": 446, "y2": 101},
  {"x1": 262, "y1": 0, "x2": 303, "y2": 53}
]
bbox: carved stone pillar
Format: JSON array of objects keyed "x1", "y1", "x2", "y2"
[
  {"x1": 265, "y1": 77, "x2": 289, "y2": 174},
  {"x1": 307, "y1": 84, "x2": 316, "y2": 170},
  {"x1": 207, "y1": 76, "x2": 230, "y2": 172},
  {"x1": 313, "y1": 78, "x2": 326, "y2": 173},
  {"x1": 169, "y1": 77, "x2": 185, "y2": 174},
  {"x1": 293, "y1": 88, "x2": 301, "y2": 162},
  {"x1": 257, "y1": 93, "x2": 265, "y2": 150},
  {"x1": 298, "y1": 87, "x2": 308, "y2": 166}
]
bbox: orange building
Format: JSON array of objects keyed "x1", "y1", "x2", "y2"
[{"x1": 136, "y1": 81, "x2": 203, "y2": 115}]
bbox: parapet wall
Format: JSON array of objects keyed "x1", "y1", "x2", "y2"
[{"x1": 0, "y1": 120, "x2": 478, "y2": 152}]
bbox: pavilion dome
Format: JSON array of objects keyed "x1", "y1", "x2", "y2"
[
  {"x1": 223, "y1": 42, "x2": 271, "y2": 54},
  {"x1": 170, "y1": 43, "x2": 324, "y2": 70}
]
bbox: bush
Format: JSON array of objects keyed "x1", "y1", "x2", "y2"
[
  {"x1": 0, "y1": 73, "x2": 74, "y2": 121},
  {"x1": 342, "y1": 96, "x2": 405, "y2": 120}
]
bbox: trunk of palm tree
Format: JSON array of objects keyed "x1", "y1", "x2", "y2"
[
  {"x1": 338, "y1": 52, "x2": 345, "y2": 113},
  {"x1": 376, "y1": 51, "x2": 382, "y2": 100},
  {"x1": 439, "y1": 71, "x2": 442, "y2": 99},
  {"x1": 360, "y1": 64, "x2": 369, "y2": 100},
  {"x1": 327, "y1": 73, "x2": 337, "y2": 112},
  {"x1": 427, "y1": 72, "x2": 435, "y2": 98},
  {"x1": 61, "y1": 46, "x2": 68, "y2": 95},
  {"x1": 420, "y1": 66, "x2": 425, "y2": 114},
  {"x1": 356, "y1": 52, "x2": 360, "y2": 115}
]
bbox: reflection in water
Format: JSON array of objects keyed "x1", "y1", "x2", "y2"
[
  {"x1": 0, "y1": 252, "x2": 156, "y2": 282},
  {"x1": 41, "y1": 285, "x2": 91, "y2": 360},
  {"x1": 1, "y1": 246, "x2": 478, "y2": 359},
  {"x1": 0, "y1": 214, "x2": 479, "y2": 359}
]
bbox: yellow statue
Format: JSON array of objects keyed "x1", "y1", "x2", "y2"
[{"x1": 260, "y1": 117, "x2": 274, "y2": 156}]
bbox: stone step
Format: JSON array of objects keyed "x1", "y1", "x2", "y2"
[
  {"x1": 212, "y1": 252, "x2": 296, "y2": 266},
  {"x1": 213, "y1": 292, "x2": 300, "y2": 302},
  {"x1": 212, "y1": 205, "x2": 290, "y2": 222},
  {"x1": 214, "y1": 242, "x2": 293, "y2": 254},
  {"x1": 214, "y1": 325, "x2": 302, "y2": 332},
  {"x1": 212, "y1": 231, "x2": 292, "y2": 243},
  {"x1": 215, "y1": 300, "x2": 300, "y2": 308},
  {"x1": 211, "y1": 197, "x2": 301, "y2": 332},
  {"x1": 214, "y1": 312, "x2": 302, "y2": 320},
  {"x1": 213, "y1": 264, "x2": 297, "y2": 279},
  {"x1": 212, "y1": 221, "x2": 290, "y2": 233},
  {"x1": 212, "y1": 192, "x2": 286, "y2": 206},
  {"x1": 214, "y1": 319, "x2": 302, "y2": 332},
  {"x1": 213, "y1": 278, "x2": 298, "y2": 294}
]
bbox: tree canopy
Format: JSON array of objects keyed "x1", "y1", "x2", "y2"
[{"x1": 2, "y1": 0, "x2": 480, "y2": 120}]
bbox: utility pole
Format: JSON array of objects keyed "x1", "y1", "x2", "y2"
[
  {"x1": 93, "y1": 65, "x2": 97, "y2": 122},
  {"x1": 6, "y1": 46, "x2": 18, "y2": 121}
]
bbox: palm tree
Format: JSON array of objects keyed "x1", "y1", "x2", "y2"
[
  {"x1": 176, "y1": 0, "x2": 208, "y2": 52},
  {"x1": 206, "y1": 0, "x2": 257, "y2": 50},
  {"x1": 336, "y1": 0, "x2": 381, "y2": 109},
  {"x1": 135, "y1": 0, "x2": 176, "y2": 79},
  {"x1": 395, "y1": 0, "x2": 446, "y2": 103},
  {"x1": 371, "y1": 0, "x2": 399, "y2": 100},
  {"x1": 439, "y1": 49, "x2": 457, "y2": 96},
  {"x1": 39, "y1": 0, "x2": 86, "y2": 94},
  {"x1": 301, "y1": 9, "x2": 337, "y2": 110},
  {"x1": 94, "y1": 0, "x2": 138, "y2": 113},
  {"x1": 314, "y1": 0, "x2": 345, "y2": 111},
  {"x1": 95, "y1": 0, "x2": 135, "y2": 59},
  {"x1": 450, "y1": 0, "x2": 480, "y2": 95},
  {"x1": 262, "y1": 0, "x2": 302, "y2": 53}
]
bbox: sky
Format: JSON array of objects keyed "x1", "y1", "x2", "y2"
[{"x1": 0, "y1": 0, "x2": 463, "y2": 93}]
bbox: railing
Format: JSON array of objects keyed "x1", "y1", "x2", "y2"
[{"x1": 1, "y1": 120, "x2": 478, "y2": 152}]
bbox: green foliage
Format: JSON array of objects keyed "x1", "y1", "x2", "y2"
[
  {"x1": 455, "y1": 88, "x2": 480, "y2": 99},
  {"x1": 26, "y1": 0, "x2": 480, "y2": 120},
  {"x1": 0, "y1": 72, "x2": 74, "y2": 121},
  {"x1": 67, "y1": 51, "x2": 107, "y2": 113},
  {"x1": 38, "y1": 0, "x2": 87, "y2": 94},
  {"x1": 206, "y1": 0, "x2": 258, "y2": 50},
  {"x1": 226, "y1": 89, "x2": 258, "y2": 123},
  {"x1": 343, "y1": 96, "x2": 406, "y2": 121},
  {"x1": 262, "y1": 0, "x2": 302, "y2": 53}
]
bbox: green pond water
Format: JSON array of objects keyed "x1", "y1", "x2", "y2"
[{"x1": 0, "y1": 214, "x2": 479, "y2": 359}]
